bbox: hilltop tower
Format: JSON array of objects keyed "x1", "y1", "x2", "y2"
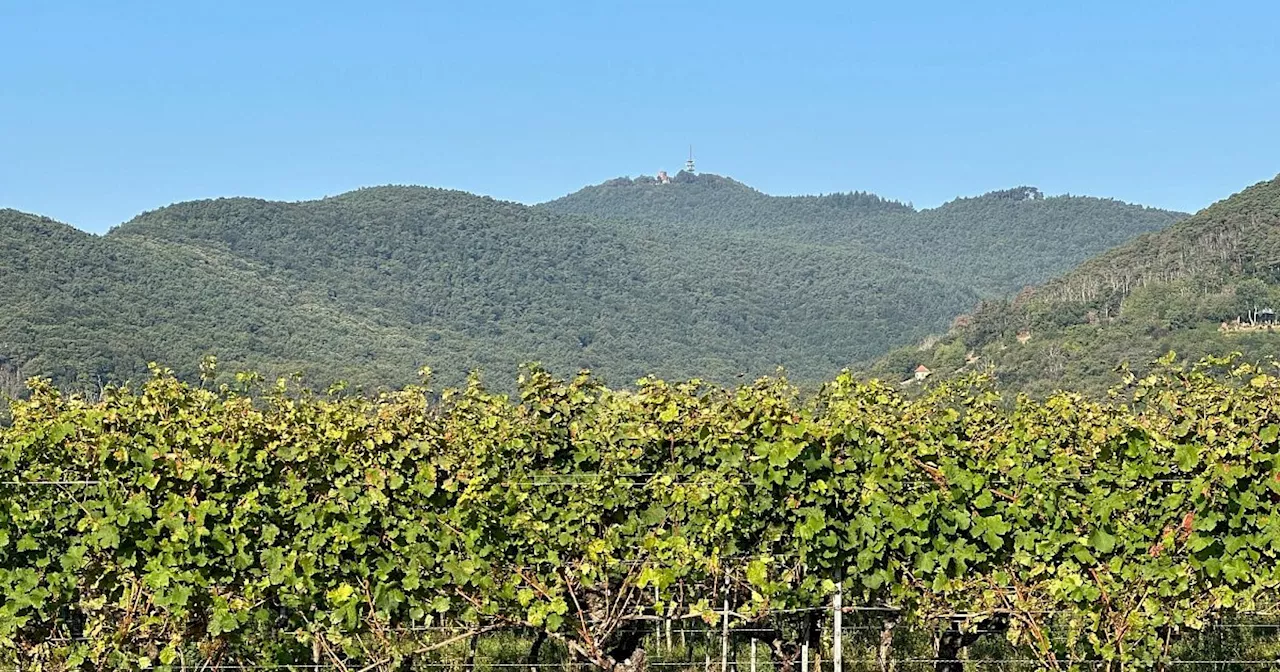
[{"x1": 685, "y1": 145, "x2": 696, "y2": 174}]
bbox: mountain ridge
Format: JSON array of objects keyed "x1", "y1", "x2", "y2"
[
  {"x1": 542, "y1": 173, "x2": 1186, "y2": 296},
  {"x1": 4, "y1": 182, "x2": 980, "y2": 390},
  {"x1": 868, "y1": 173, "x2": 1280, "y2": 396},
  {"x1": 2, "y1": 174, "x2": 1191, "y2": 393}
]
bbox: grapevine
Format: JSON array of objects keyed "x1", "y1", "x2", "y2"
[{"x1": 3, "y1": 356, "x2": 1280, "y2": 670}]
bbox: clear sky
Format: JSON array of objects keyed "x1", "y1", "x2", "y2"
[{"x1": 2, "y1": 1, "x2": 1278, "y2": 233}]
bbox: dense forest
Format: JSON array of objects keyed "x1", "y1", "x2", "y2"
[
  {"x1": 543, "y1": 174, "x2": 1185, "y2": 296},
  {"x1": 2, "y1": 187, "x2": 978, "y2": 392},
  {"x1": 2, "y1": 176, "x2": 1181, "y2": 393},
  {"x1": 869, "y1": 174, "x2": 1280, "y2": 396},
  {"x1": 0, "y1": 208, "x2": 430, "y2": 394}
]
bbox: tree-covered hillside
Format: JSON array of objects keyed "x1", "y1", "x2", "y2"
[
  {"x1": 543, "y1": 176, "x2": 1185, "y2": 296},
  {"x1": 2, "y1": 172, "x2": 1194, "y2": 394},
  {"x1": 2, "y1": 186, "x2": 979, "y2": 391},
  {"x1": 541, "y1": 172, "x2": 914, "y2": 232},
  {"x1": 850, "y1": 187, "x2": 1186, "y2": 295},
  {"x1": 868, "y1": 174, "x2": 1280, "y2": 396},
  {"x1": 0, "y1": 208, "x2": 430, "y2": 393}
]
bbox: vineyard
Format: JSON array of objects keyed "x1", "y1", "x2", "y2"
[{"x1": 5, "y1": 356, "x2": 1280, "y2": 671}]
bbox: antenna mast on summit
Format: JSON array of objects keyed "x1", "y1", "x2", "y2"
[{"x1": 685, "y1": 145, "x2": 696, "y2": 174}]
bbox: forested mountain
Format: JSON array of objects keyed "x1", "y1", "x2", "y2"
[
  {"x1": 541, "y1": 172, "x2": 915, "y2": 231},
  {"x1": 2, "y1": 187, "x2": 979, "y2": 391},
  {"x1": 1, "y1": 172, "x2": 1193, "y2": 394},
  {"x1": 850, "y1": 188, "x2": 1187, "y2": 295},
  {"x1": 0, "y1": 208, "x2": 429, "y2": 394},
  {"x1": 543, "y1": 175, "x2": 1185, "y2": 295},
  {"x1": 869, "y1": 174, "x2": 1280, "y2": 396}
]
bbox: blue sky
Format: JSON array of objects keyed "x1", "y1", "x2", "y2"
[{"x1": 2, "y1": 1, "x2": 1278, "y2": 233}]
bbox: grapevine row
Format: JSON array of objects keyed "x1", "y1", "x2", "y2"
[{"x1": 3, "y1": 355, "x2": 1280, "y2": 670}]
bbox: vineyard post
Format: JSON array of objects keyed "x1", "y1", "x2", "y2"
[
  {"x1": 655, "y1": 586, "x2": 663, "y2": 654},
  {"x1": 681, "y1": 582, "x2": 687, "y2": 650},
  {"x1": 721, "y1": 586, "x2": 730, "y2": 672},
  {"x1": 666, "y1": 608, "x2": 673, "y2": 652},
  {"x1": 802, "y1": 643, "x2": 810, "y2": 672},
  {"x1": 833, "y1": 572, "x2": 842, "y2": 672},
  {"x1": 751, "y1": 639, "x2": 757, "y2": 672}
]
